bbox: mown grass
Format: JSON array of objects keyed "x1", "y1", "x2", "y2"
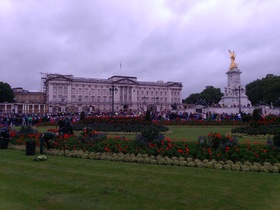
[
  {"x1": 0, "y1": 149, "x2": 280, "y2": 210},
  {"x1": 29, "y1": 125, "x2": 268, "y2": 144},
  {"x1": 163, "y1": 126, "x2": 269, "y2": 144}
]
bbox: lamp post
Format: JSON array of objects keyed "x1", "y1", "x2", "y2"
[
  {"x1": 78, "y1": 98, "x2": 82, "y2": 113},
  {"x1": 153, "y1": 96, "x2": 159, "y2": 112},
  {"x1": 141, "y1": 96, "x2": 148, "y2": 111},
  {"x1": 235, "y1": 86, "x2": 243, "y2": 114},
  {"x1": 110, "y1": 85, "x2": 117, "y2": 115},
  {"x1": 61, "y1": 97, "x2": 65, "y2": 113}
]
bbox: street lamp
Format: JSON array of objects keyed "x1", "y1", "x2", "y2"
[
  {"x1": 109, "y1": 85, "x2": 118, "y2": 115},
  {"x1": 153, "y1": 96, "x2": 159, "y2": 112},
  {"x1": 141, "y1": 96, "x2": 148, "y2": 111},
  {"x1": 235, "y1": 86, "x2": 243, "y2": 114},
  {"x1": 78, "y1": 97, "x2": 82, "y2": 113}
]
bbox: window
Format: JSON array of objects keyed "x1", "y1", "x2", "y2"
[
  {"x1": 58, "y1": 87, "x2": 62, "y2": 94},
  {"x1": 53, "y1": 86, "x2": 57, "y2": 94},
  {"x1": 64, "y1": 86, "x2": 67, "y2": 94}
]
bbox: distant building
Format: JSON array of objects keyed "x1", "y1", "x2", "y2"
[
  {"x1": 13, "y1": 88, "x2": 46, "y2": 104},
  {"x1": 12, "y1": 88, "x2": 46, "y2": 114},
  {"x1": 0, "y1": 88, "x2": 46, "y2": 114},
  {"x1": 43, "y1": 74, "x2": 183, "y2": 114}
]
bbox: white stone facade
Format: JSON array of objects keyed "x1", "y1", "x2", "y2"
[
  {"x1": 219, "y1": 67, "x2": 252, "y2": 108},
  {"x1": 44, "y1": 74, "x2": 183, "y2": 113}
]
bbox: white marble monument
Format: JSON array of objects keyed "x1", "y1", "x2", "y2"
[{"x1": 219, "y1": 50, "x2": 252, "y2": 108}]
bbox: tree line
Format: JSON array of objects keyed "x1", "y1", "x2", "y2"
[{"x1": 183, "y1": 74, "x2": 280, "y2": 107}]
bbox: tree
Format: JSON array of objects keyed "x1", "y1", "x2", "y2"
[
  {"x1": 183, "y1": 93, "x2": 200, "y2": 104},
  {"x1": 0, "y1": 82, "x2": 14, "y2": 103},
  {"x1": 184, "y1": 86, "x2": 223, "y2": 105},
  {"x1": 246, "y1": 74, "x2": 280, "y2": 106},
  {"x1": 200, "y1": 86, "x2": 223, "y2": 105}
]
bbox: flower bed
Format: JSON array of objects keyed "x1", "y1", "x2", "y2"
[
  {"x1": 9, "y1": 130, "x2": 280, "y2": 165},
  {"x1": 8, "y1": 144, "x2": 280, "y2": 173}
]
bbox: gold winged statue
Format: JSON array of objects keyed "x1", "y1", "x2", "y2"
[{"x1": 228, "y1": 49, "x2": 238, "y2": 70}]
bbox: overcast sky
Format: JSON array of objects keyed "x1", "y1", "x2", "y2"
[{"x1": 0, "y1": 0, "x2": 279, "y2": 98}]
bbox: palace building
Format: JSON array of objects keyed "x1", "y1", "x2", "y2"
[{"x1": 43, "y1": 74, "x2": 183, "y2": 114}]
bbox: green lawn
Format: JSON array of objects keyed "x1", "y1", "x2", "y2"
[
  {"x1": 163, "y1": 126, "x2": 269, "y2": 144},
  {"x1": 0, "y1": 149, "x2": 280, "y2": 209},
  {"x1": 103, "y1": 126, "x2": 268, "y2": 144},
  {"x1": 164, "y1": 126, "x2": 233, "y2": 140},
  {"x1": 29, "y1": 125, "x2": 268, "y2": 144}
]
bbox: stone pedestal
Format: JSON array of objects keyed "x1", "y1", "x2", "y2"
[{"x1": 219, "y1": 67, "x2": 251, "y2": 108}]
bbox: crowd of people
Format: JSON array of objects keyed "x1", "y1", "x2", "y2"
[
  {"x1": 0, "y1": 110, "x2": 270, "y2": 128},
  {"x1": 1, "y1": 110, "x2": 279, "y2": 154}
]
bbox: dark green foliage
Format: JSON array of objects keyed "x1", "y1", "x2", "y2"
[
  {"x1": 231, "y1": 124, "x2": 279, "y2": 136},
  {"x1": 80, "y1": 111, "x2": 86, "y2": 121},
  {"x1": 232, "y1": 114, "x2": 280, "y2": 135},
  {"x1": 0, "y1": 82, "x2": 14, "y2": 103},
  {"x1": 242, "y1": 114, "x2": 252, "y2": 122},
  {"x1": 200, "y1": 86, "x2": 223, "y2": 104},
  {"x1": 246, "y1": 74, "x2": 280, "y2": 106},
  {"x1": 183, "y1": 93, "x2": 200, "y2": 104},
  {"x1": 184, "y1": 86, "x2": 223, "y2": 105},
  {"x1": 73, "y1": 122, "x2": 168, "y2": 133},
  {"x1": 74, "y1": 115, "x2": 168, "y2": 133},
  {"x1": 273, "y1": 133, "x2": 280, "y2": 147},
  {"x1": 19, "y1": 125, "x2": 38, "y2": 135},
  {"x1": 198, "y1": 134, "x2": 238, "y2": 150},
  {"x1": 78, "y1": 131, "x2": 107, "y2": 144},
  {"x1": 139, "y1": 125, "x2": 161, "y2": 143},
  {"x1": 145, "y1": 110, "x2": 152, "y2": 123},
  {"x1": 252, "y1": 109, "x2": 261, "y2": 121}
]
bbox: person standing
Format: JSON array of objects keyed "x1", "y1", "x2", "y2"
[
  {"x1": 40, "y1": 132, "x2": 59, "y2": 154},
  {"x1": 0, "y1": 126, "x2": 11, "y2": 149},
  {"x1": 58, "y1": 117, "x2": 74, "y2": 135}
]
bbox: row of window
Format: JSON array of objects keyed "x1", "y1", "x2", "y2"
[
  {"x1": 52, "y1": 85, "x2": 180, "y2": 97},
  {"x1": 52, "y1": 95, "x2": 181, "y2": 103},
  {"x1": 53, "y1": 88, "x2": 180, "y2": 97}
]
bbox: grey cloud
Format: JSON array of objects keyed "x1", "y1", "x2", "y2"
[{"x1": 0, "y1": 0, "x2": 279, "y2": 96}]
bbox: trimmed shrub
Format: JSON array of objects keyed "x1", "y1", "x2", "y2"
[
  {"x1": 273, "y1": 133, "x2": 280, "y2": 147},
  {"x1": 252, "y1": 109, "x2": 261, "y2": 121}
]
